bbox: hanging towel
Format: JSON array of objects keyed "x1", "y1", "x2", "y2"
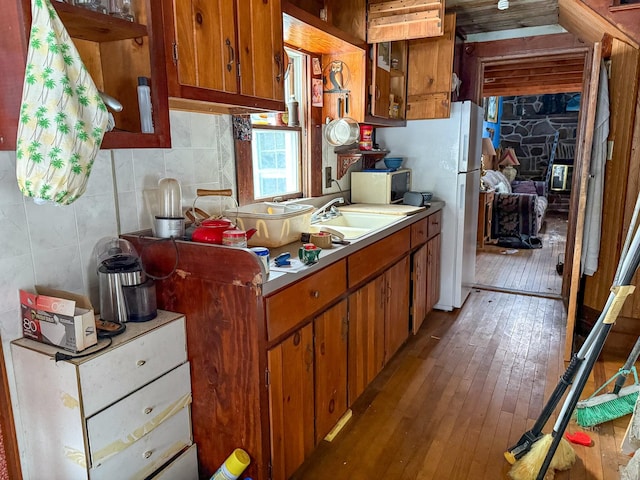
[
  {"x1": 581, "y1": 61, "x2": 610, "y2": 276},
  {"x1": 15, "y1": 0, "x2": 108, "y2": 206}
]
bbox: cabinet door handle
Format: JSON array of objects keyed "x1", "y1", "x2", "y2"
[
  {"x1": 225, "y1": 38, "x2": 235, "y2": 73},
  {"x1": 275, "y1": 52, "x2": 282, "y2": 83},
  {"x1": 143, "y1": 450, "x2": 153, "y2": 459},
  {"x1": 310, "y1": 290, "x2": 320, "y2": 299},
  {"x1": 136, "y1": 360, "x2": 146, "y2": 367},
  {"x1": 144, "y1": 407, "x2": 153, "y2": 415},
  {"x1": 375, "y1": 85, "x2": 381, "y2": 100}
]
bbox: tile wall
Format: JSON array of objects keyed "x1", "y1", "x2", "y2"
[{"x1": 0, "y1": 111, "x2": 236, "y2": 450}]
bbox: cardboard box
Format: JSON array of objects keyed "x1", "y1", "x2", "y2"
[{"x1": 20, "y1": 287, "x2": 97, "y2": 353}]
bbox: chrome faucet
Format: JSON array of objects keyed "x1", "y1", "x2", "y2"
[{"x1": 311, "y1": 197, "x2": 345, "y2": 223}]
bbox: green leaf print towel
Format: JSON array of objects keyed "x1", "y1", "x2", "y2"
[{"x1": 16, "y1": 0, "x2": 108, "y2": 206}]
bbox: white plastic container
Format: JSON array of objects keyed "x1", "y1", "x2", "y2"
[
  {"x1": 137, "y1": 76, "x2": 154, "y2": 134},
  {"x1": 224, "y1": 203, "x2": 314, "y2": 247}
]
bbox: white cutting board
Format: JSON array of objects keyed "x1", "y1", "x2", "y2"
[{"x1": 339, "y1": 204, "x2": 426, "y2": 215}]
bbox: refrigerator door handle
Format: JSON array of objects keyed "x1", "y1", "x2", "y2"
[{"x1": 461, "y1": 133, "x2": 469, "y2": 172}]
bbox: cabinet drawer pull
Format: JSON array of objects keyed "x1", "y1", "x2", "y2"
[
  {"x1": 310, "y1": 290, "x2": 320, "y2": 299},
  {"x1": 225, "y1": 38, "x2": 235, "y2": 72},
  {"x1": 136, "y1": 360, "x2": 146, "y2": 367},
  {"x1": 143, "y1": 450, "x2": 153, "y2": 459},
  {"x1": 144, "y1": 407, "x2": 153, "y2": 415}
]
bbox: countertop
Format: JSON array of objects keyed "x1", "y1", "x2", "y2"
[{"x1": 261, "y1": 201, "x2": 444, "y2": 295}]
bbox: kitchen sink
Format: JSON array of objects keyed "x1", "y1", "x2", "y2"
[{"x1": 310, "y1": 211, "x2": 402, "y2": 240}]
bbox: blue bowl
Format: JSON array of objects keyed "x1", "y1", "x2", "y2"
[{"x1": 384, "y1": 157, "x2": 403, "y2": 170}]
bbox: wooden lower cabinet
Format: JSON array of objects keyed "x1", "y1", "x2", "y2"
[
  {"x1": 427, "y1": 233, "x2": 442, "y2": 313},
  {"x1": 268, "y1": 299, "x2": 348, "y2": 478},
  {"x1": 268, "y1": 323, "x2": 315, "y2": 480},
  {"x1": 348, "y1": 276, "x2": 386, "y2": 402},
  {"x1": 348, "y1": 256, "x2": 410, "y2": 403},
  {"x1": 314, "y1": 301, "x2": 349, "y2": 443},
  {"x1": 385, "y1": 256, "x2": 411, "y2": 362},
  {"x1": 123, "y1": 209, "x2": 442, "y2": 480},
  {"x1": 412, "y1": 243, "x2": 428, "y2": 334},
  {"x1": 412, "y1": 211, "x2": 442, "y2": 334}
]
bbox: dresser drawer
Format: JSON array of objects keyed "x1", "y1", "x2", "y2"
[
  {"x1": 266, "y1": 260, "x2": 346, "y2": 341},
  {"x1": 89, "y1": 406, "x2": 192, "y2": 480},
  {"x1": 87, "y1": 362, "x2": 192, "y2": 465},
  {"x1": 79, "y1": 317, "x2": 187, "y2": 416},
  {"x1": 150, "y1": 443, "x2": 198, "y2": 480},
  {"x1": 349, "y1": 228, "x2": 411, "y2": 288},
  {"x1": 428, "y1": 210, "x2": 442, "y2": 239}
]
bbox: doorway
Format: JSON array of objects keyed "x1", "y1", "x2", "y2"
[
  {"x1": 475, "y1": 92, "x2": 578, "y2": 298},
  {"x1": 461, "y1": 36, "x2": 602, "y2": 357}
]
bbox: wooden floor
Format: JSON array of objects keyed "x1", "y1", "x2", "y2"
[
  {"x1": 475, "y1": 212, "x2": 568, "y2": 297},
  {"x1": 292, "y1": 290, "x2": 632, "y2": 480}
]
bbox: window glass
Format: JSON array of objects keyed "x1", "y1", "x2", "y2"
[{"x1": 251, "y1": 129, "x2": 300, "y2": 199}]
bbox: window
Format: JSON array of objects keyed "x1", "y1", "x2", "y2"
[
  {"x1": 251, "y1": 129, "x2": 301, "y2": 198},
  {"x1": 241, "y1": 48, "x2": 307, "y2": 203}
]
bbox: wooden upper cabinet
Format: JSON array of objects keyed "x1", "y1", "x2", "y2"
[
  {"x1": 367, "y1": 0, "x2": 444, "y2": 43},
  {"x1": 172, "y1": 0, "x2": 237, "y2": 94},
  {"x1": 237, "y1": 0, "x2": 285, "y2": 102},
  {"x1": 163, "y1": 0, "x2": 285, "y2": 111},
  {"x1": 368, "y1": 40, "x2": 408, "y2": 123},
  {"x1": 406, "y1": 12, "x2": 455, "y2": 119},
  {"x1": 1, "y1": 0, "x2": 171, "y2": 150}
]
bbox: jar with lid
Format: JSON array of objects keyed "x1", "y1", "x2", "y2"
[
  {"x1": 250, "y1": 247, "x2": 270, "y2": 275},
  {"x1": 222, "y1": 230, "x2": 247, "y2": 248}
]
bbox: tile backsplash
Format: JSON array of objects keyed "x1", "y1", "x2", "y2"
[{"x1": 0, "y1": 110, "x2": 235, "y2": 437}]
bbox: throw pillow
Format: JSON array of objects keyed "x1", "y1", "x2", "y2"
[{"x1": 512, "y1": 181, "x2": 538, "y2": 195}]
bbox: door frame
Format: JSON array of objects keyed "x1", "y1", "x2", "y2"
[{"x1": 460, "y1": 33, "x2": 598, "y2": 359}]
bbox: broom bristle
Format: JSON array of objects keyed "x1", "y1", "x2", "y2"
[
  {"x1": 574, "y1": 391, "x2": 639, "y2": 428},
  {"x1": 508, "y1": 434, "x2": 576, "y2": 480}
]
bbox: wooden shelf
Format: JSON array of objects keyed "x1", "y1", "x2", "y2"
[
  {"x1": 336, "y1": 149, "x2": 389, "y2": 179},
  {"x1": 283, "y1": 2, "x2": 365, "y2": 54},
  {"x1": 52, "y1": 2, "x2": 148, "y2": 42}
]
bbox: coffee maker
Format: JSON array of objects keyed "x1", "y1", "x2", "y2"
[{"x1": 97, "y1": 238, "x2": 157, "y2": 324}]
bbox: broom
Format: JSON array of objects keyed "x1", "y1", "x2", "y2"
[
  {"x1": 506, "y1": 193, "x2": 640, "y2": 480},
  {"x1": 574, "y1": 335, "x2": 640, "y2": 428},
  {"x1": 574, "y1": 193, "x2": 640, "y2": 429}
]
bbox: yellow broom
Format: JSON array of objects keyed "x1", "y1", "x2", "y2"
[{"x1": 508, "y1": 434, "x2": 575, "y2": 480}]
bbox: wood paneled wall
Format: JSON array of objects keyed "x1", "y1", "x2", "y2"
[
  {"x1": 458, "y1": 33, "x2": 588, "y2": 103},
  {"x1": 582, "y1": 40, "x2": 640, "y2": 329}
]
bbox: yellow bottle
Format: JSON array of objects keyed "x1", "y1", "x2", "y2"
[{"x1": 210, "y1": 448, "x2": 251, "y2": 480}]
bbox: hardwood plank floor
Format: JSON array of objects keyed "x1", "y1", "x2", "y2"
[
  {"x1": 292, "y1": 289, "x2": 632, "y2": 479},
  {"x1": 475, "y1": 212, "x2": 568, "y2": 297}
]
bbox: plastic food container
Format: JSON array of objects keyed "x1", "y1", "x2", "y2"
[
  {"x1": 222, "y1": 229, "x2": 248, "y2": 248},
  {"x1": 224, "y1": 203, "x2": 314, "y2": 247}
]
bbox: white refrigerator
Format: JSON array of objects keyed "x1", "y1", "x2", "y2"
[{"x1": 376, "y1": 101, "x2": 483, "y2": 311}]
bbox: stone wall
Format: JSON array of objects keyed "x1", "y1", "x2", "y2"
[{"x1": 499, "y1": 94, "x2": 579, "y2": 180}]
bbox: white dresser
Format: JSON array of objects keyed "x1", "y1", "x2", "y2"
[{"x1": 11, "y1": 311, "x2": 197, "y2": 480}]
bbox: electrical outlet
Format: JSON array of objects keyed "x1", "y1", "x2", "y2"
[{"x1": 325, "y1": 167, "x2": 332, "y2": 189}]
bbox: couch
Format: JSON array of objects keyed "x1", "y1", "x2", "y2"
[{"x1": 481, "y1": 169, "x2": 548, "y2": 239}]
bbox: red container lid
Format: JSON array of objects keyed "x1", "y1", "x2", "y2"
[{"x1": 223, "y1": 229, "x2": 246, "y2": 238}]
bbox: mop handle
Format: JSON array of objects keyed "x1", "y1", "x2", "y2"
[
  {"x1": 615, "y1": 192, "x2": 640, "y2": 285},
  {"x1": 575, "y1": 218, "x2": 640, "y2": 361},
  {"x1": 613, "y1": 335, "x2": 640, "y2": 394}
]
